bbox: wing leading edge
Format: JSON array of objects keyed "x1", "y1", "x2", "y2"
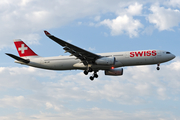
[{"x1": 44, "y1": 31, "x2": 101, "y2": 65}]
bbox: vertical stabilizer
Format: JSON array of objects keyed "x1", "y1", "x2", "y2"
[{"x1": 14, "y1": 39, "x2": 38, "y2": 57}]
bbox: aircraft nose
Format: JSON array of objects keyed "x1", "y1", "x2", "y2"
[{"x1": 171, "y1": 54, "x2": 176, "y2": 59}]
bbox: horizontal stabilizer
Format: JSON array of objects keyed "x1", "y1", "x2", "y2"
[{"x1": 5, "y1": 53, "x2": 30, "y2": 64}]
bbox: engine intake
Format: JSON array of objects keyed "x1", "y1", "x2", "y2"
[
  {"x1": 105, "y1": 68, "x2": 123, "y2": 76},
  {"x1": 95, "y1": 57, "x2": 115, "y2": 65}
]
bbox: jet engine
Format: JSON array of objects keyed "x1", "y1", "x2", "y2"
[
  {"x1": 105, "y1": 68, "x2": 123, "y2": 76},
  {"x1": 95, "y1": 57, "x2": 115, "y2": 65}
]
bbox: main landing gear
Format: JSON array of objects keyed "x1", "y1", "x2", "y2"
[
  {"x1": 83, "y1": 67, "x2": 93, "y2": 75},
  {"x1": 84, "y1": 67, "x2": 98, "y2": 81},
  {"x1": 89, "y1": 71, "x2": 98, "y2": 81},
  {"x1": 156, "y1": 63, "x2": 160, "y2": 70}
]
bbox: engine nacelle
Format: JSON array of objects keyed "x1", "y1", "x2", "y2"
[
  {"x1": 95, "y1": 57, "x2": 115, "y2": 65},
  {"x1": 105, "y1": 68, "x2": 123, "y2": 76}
]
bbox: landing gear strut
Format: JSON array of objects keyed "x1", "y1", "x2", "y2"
[
  {"x1": 157, "y1": 63, "x2": 160, "y2": 70},
  {"x1": 84, "y1": 67, "x2": 93, "y2": 75},
  {"x1": 88, "y1": 67, "x2": 93, "y2": 72}
]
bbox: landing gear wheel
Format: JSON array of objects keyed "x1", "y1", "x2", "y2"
[
  {"x1": 90, "y1": 76, "x2": 94, "y2": 81},
  {"x1": 94, "y1": 74, "x2": 98, "y2": 78},
  {"x1": 157, "y1": 67, "x2": 160, "y2": 70},
  {"x1": 157, "y1": 63, "x2": 160, "y2": 70},
  {"x1": 84, "y1": 70, "x2": 88, "y2": 75},
  {"x1": 88, "y1": 70, "x2": 99, "y2": 81}
]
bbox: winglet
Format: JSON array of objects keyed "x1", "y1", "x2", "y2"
[{"x1": 44, "y1": 30, "x2": 52, "y2": 36}]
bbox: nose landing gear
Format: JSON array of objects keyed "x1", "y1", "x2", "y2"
[{"x1": 157, "y1": 63, "x2": 160, "y2": 70}]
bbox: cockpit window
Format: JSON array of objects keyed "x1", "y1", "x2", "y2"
[{"x1": 166, "y1": 52, "x2": 171, "y2": 54}]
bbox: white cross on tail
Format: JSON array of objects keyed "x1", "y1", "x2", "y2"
[{"x1": 18, "y1": 44, "x2": 28, "y2": 54}]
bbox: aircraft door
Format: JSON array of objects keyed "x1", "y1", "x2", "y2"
[
  {"x1": 151, "y1": 50, "x2": 161, "y2": 63},
  {"x1": 157, "y1": 51, "x2": 162, "y2": 57}
]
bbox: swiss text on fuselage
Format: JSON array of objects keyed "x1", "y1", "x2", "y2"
[{"x1": 130, "y1": 50, "x2": 157, "y2": 57}]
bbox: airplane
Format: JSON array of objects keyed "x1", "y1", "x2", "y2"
[{"x1": 6, "y1": 31, "x2": 176, "y2": 80}]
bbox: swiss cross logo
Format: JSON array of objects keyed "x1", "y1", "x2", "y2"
[{"x1": 18, "y1": 44, "x2": 28, "y2": 54}]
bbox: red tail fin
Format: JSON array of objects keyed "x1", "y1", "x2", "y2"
[{"x1": 14, "y1": 39, "x2": 38, "y2": 57}]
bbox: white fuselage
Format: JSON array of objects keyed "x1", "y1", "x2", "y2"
[{"x1": 17, "y1": 50, "x2": 175, "y2": 71}]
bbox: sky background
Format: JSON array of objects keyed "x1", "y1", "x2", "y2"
[{"x1": 0, "y1": 0, "x2": 180, "y2": 119}]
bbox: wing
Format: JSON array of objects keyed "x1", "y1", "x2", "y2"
[{"x1": 44, "y1": 31, "x2": 101, "y2": 65}]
